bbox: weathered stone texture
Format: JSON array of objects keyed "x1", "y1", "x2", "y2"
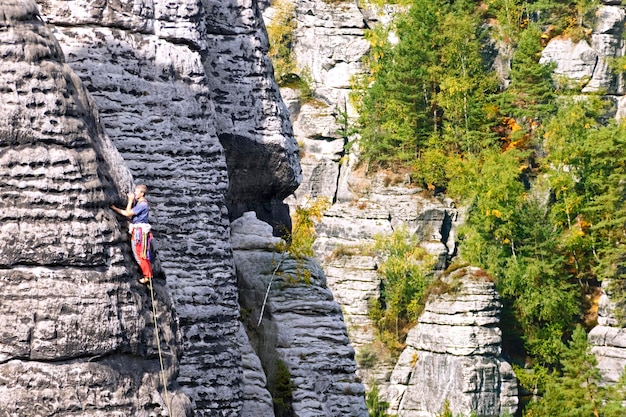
[
  {"x1": 233, "y1": 212, "x2": 368, "y2": 417},
  {"x1": 387, "y1": 267, "x2": 518, "y2": 417},
  {"x1": 589, "y1": 280, "x2": 626, "y2": 384},
  {"x1": 203, "y1": 0, "x2": 301, "y2": 232},
  {"x1": 0, "y1": 1, "x2": 184, "y2": 414},
  {"x1": 34, "y1": 0, "x2": 247, "y2": 414},
  {"x1": 539, "y1": 4, "x2": 626, "y2": 104}
]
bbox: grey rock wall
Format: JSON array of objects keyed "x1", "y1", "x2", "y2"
[
  {"x1": 35, "y1": 0, "x2": 243, "y2": 413},
  {"x1": 203, "y1": 0, "x2": 301, "y2": 233},
  {"x1": 589, "y1": 281, "x2": 626, "y2": 384},
  {"x1": 539, "y1": 3, "x2": 626, "y2": 113},
  {"x1": 0, "y1": 1, "x2": 187, "y2": 414},
  {"x1": 387, "y1": 267, "x2": 518, "y2": 417},
  {"x1": 233, "y1": 212, "x2": 368, "y2": 417},
  {"x1": 0, "y1": 0, "x2": 304, "y2": 415}
]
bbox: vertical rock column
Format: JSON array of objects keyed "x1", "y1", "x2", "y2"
[
  {"x1": 589, "y1": 283, "x2": 626, "y2": 384},
  {"x1": 388, "y1": 267, "x2": 518, "y2": 417},
  {"x1": 0, "y1": 1, "x2": 185, "y2": 415},
  {"x1": 203, "y1": 0, "x2": 302, "y2": 233},
  {"x1": 233, "y1": 212, "x2": 368, "y2": 417},
  {"x1": 36, "y1": 0, "x2": 243, "y2": 414}
]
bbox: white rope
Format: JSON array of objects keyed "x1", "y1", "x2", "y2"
[{"x1": 149, "y1": 280, "x2": 172, "y2": 416}]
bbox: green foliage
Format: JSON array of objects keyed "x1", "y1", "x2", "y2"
[
  {"x1": 448, "y1": 149, "x2": 582, "y2": 364},
  {"x1": 410, "y1": 148, "x2": 453, "y2": 191},
  {"x1": 297, "y1": 66, "x2": 315, "y2": 102},
  {"x1": 351, "y1": 1, "x2": 626, "y2": 415},
  {"x1": 485, "y1": 0, "x2": 598, "y2": 45},
  {"x1": 366, "y1": 383, "x2": 393, "y2": 417},
  {"x1": 607, "y1": 54, "x2": 626, "y2": 75},
  {"x1": 542, "y1": 98, "x2": 626, "y2": 321},
  {"x1": 282, "y1": 196, "x2": 331, "y2": 259},
  {"x1": 522, "y1": 326, "x2": 625, "y2": 417},
  {"x1": 497, "y1": 24, "x2": 556, "y2": 127},
  {"x1": 436, "y1": 399, "x2": 479, "y2": 417},
  {"x1": 356, "y1": 0, "x2": 500, "y2": 167},
  {"x1": 270, "y1": 359, "x2": 295, "y2": 417},
  {"x1": 356, "y1": 345, "x2": 378, "y2": 369},
  {"x1": 267, "y1": 0, "x2": 297, "y2": 84},
  {"x1": 369, "y1": 227, "x2": 435, "y2": 353}
]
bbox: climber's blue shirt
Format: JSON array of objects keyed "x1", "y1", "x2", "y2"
[{"x1": 131, "y1": 201, "x2": 149, "y2": 224}]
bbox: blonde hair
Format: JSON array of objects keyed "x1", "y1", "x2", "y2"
[{"x1": 135, "y1": 184, "x2": 148, "y2": 194}]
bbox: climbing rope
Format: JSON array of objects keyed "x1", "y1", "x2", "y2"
[{"x1": 149, "y1": 279, "x2": 172, "y2": 416}]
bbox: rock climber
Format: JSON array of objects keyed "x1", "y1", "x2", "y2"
[{"x1": 111, "y1": 184, "x2": 153, "y2": 284}]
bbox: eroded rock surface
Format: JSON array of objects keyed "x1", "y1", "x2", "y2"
[
  {"x1": 387, "y1": 267, "x2": 518, "y2": 417},
  {"x1": 0, "y1": 1, "x2": 186, "y2": 414},
  {"x1": 35, "y1": 1, "x2": 243, "y2": 412},
  {"x1": 203, "y1": 0, "x2": 301, "y2": 232},
  {"x1": 539, "y1": 3, "x2": 626, "y2": 109},
  {"x1": 31, "y1": 0, "x2": 303, "y2": 413},
  {"x1": 589, "y1": 281, "x2": 626, "y2": 384},
  {"x1": 233, "y1": 211, "x2": 368, "y2": 417}
]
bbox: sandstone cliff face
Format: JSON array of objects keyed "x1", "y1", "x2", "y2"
[
  {"x1": 539, "y1": 2, "x2": 626, "y2": 113},
  {"x1": 388, "y1": 267, "x2": 517, "y2": 417},
  {"x1": 233, "y1": 212, "x2": 368, "y2": 417},
  {"x1": 33, "y1": 0, "x2": 243, "y2": 413},
  {"x1": 3, "y1": 0, "x2": 306, "y2": 415},
  {"x1": 278, "y1": 1, "x2": 626, "y2": 414},
  {"x1": 0, "y1": 1, "x2": 188, "y2": 414},
  {"x1": 589, "y1": 282, "x2": 626, "y2": 384},
  {"x1": 271, "y1": 0, "x2": 473, "y2": 404}
]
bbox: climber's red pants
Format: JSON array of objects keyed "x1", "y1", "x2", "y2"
[{"x1": 131, "y1": 224, "x2": 153, "y2": 279}]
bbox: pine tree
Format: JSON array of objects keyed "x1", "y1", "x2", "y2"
[
  {"x1": 357, "y1": 0, "x2": 499, "y2": 167},
  {"x1": 524, "y1": 326, "x2": 602, "y2": 417},
  {"x1": 498, "y1": 24, "x2": 556, "y2": 123}
]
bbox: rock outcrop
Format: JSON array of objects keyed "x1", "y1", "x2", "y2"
[
  {"x1": 203, "y1": 0, "x2": 301, "y2": 232},
  {"x1": 233, "y1": 211, "x2": 368, "y2": 417},
  {"x1": 387, "y1": 267, "x2": 518, "y2": 417},
  {"x1": 0, "y1": 1, "x2": 187, "y2": 414},
  {"x1": 2, "y1": 0, "x2": 306, "y2": 415},
  {"x1": 269, "y1": 0, "x2": 498, "y2": 411},
  {"x1": 539, "y1": 2, "x2": 626, "y2": 111},
  {"x1": 266, "y1": 0, "x2": 460, "y2": 359},
  {"x1": 589, "y1": 282, "x2": 626, "y2": 384},
  {"x1": 34, "y1": 0, "x2": 244, "y2": 413}
]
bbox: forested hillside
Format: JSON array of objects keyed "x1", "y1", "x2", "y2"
[{"x1": 351, "y1": 0, "x2": 626, "y2": 415}]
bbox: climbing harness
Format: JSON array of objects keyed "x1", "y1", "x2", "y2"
[
  {"x1": 148, "y1": 279, "x2": 172, "y2": 416},
  {"x1": 130, "y1": 223, "x2": 153, "y2": 280}
]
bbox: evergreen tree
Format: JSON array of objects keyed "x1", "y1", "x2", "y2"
[
  {"x1": 366, "y1": 383, "x2": 392, "y2": 417},
  {"x1": 357, "y1": 0, "x2": 499, "y2": 168},
  {"x1": 524, "y1": 326, "x2": 602, "y2": 417},
  {"x1": 498, "y1": 24, "x2": 556, "y2": 130},
  {"x1": 449, "y1": 149, "x2": 579, "y2": 364}
]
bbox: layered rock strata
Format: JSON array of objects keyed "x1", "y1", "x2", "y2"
[
  {"x1": 233, "y1": 211, "x2": 368, "y2": 417},
  {"x1": 539, "y1": 2, "x2": 626, "y2": 114},
  {"x1": 314, "y1": 178, "x2": 459, "y2": 351},
  {"x1": 589, "y1": 282, "x2": 626, "y2": 384},
  {"x1": 0, "y1": 1, "x2": 187, "y2": 414},
  {"x1": 387, "y1": 267, "x2": 518, "y2": 417},
  {"x1": 272, "y1": 0, "x2": 462, "y2": 396},
  {"x1": 204, "y1": 0, "x2": 301, "y2": 232},
  {"x1": 34, "y1": 0, "x2": 242, "y2": 411},
  {"x1": 32, "y1": 0, "x2": 304, "y2": 414}
]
